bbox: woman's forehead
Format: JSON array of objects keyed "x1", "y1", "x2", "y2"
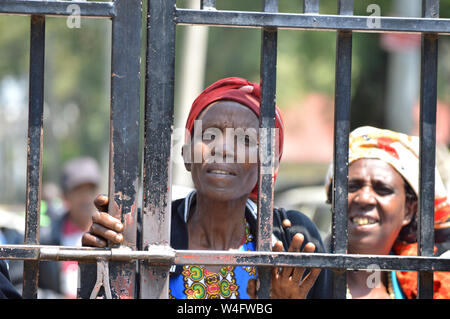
[
  {"x1": 349, "y1": 158, "x2": 404, "y2": 183},
  {"x1": 198, "y1": 101, "x2": 259, "y2": 128}
]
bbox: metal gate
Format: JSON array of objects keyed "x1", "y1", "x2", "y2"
[{"x1": 0, "y1": 0, "x2": 449, "y2": 299}]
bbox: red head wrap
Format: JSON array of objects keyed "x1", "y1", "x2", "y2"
[{"x1": 184, "y1": 77, "x2": 285, "y2": 202}]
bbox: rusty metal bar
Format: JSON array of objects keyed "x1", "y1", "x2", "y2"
[
  {"x1": 22, "y1": 14, "x2": 46, "y2": 300},
  {"x1": 417, "y1": 0, "x2": 439, "y2": 300},
  {"x1": 77, "y1": 0, "x2": 142, "y2": 299},
  {"x1": 1, "y1": 245, "x2": 448, "y2": 273},
  {"x1": 105, "y1": 0, "x2": 142, "y2": 299},
  {"x1": 140, "y1": 0, "x2": 177, "y2": 299}
]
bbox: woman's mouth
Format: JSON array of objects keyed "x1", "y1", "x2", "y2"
[
  {"x1": 349, "y1": 214, "x2": 380, "y2": 230},
  {"x1": 207, "y1": 169, "x2": 236, "y2": 176},
  {"x1": 349, "y1": 215, "x2": 379, "y2": 227}
]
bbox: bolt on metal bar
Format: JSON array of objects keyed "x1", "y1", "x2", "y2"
[
  {"x1": 303, "y1": 0, "x2": 319, "y2": 14},
  {"x1": 330, "y1": 0, "x2": 353, "y2": 300},
  {"x1": 0, "y1": 0, "x2": 116, "y2": 18},
  {"x1": 174, "y1": 9, "x2": 450, "y2": 34},
  {"x1": 22, "y1": 14, "x2": 46, "y2": 300},
  {"x1": 417, "y1": 0, "x2": 439, "y2": 300},
  {"x1": 140, "y1": 0, "x2": 177, "y2": 299},
  {"x1": 256, "y1": 0, "x2": 278, "y2": 299}
]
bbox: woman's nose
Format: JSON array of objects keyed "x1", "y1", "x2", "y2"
[
  {"x1": 353, "y1": 186, "x2": 377, "y2": 206},
  {"x1": 207, "y1": 134, "x2": 235, "y2": 162}
]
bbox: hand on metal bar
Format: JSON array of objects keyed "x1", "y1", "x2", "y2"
[{"x1": 247, "y1": 232, "x2": 321, "y2": 298}]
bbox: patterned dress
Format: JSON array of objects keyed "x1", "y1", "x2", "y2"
[{"x1": 168, "y1": 220, "x2": 257, "y2": 299}]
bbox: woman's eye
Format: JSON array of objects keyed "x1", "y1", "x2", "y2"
[
  {"x1": 374, "y1": 185, "x2": 394, "y2": 196},
  {"x1": 348, "y1": 183, "x2": 360, "y2": 193},
  {"x1": 202, "y1": 131, "x2": 215, "y2": 142}
]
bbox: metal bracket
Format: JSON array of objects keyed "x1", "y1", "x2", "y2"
[{"x1": 90, "y1": 258, "x2": 112, "y2": 299}]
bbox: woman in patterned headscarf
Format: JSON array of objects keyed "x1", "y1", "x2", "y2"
[
  {"x1": 83, "y1": 77, "x2": 331, "y2": 299},
  {"x1": 325, "y1": 126, "x2": 450, "y2": 299}
]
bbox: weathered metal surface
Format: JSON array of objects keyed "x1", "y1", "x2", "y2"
[
  {"x1": 22, "y1": 14, "x2": 46, "y2": 299},
  {"x1": 417, "y1": 0, "x2": 439, "y2": 299},
  {"x1": 174, "y1": 9, "x2": 450, "y2": 34},
  {"x1": 140, "y1": 0, "x2": 176, "y2": 299},
  {"x1": 4, "y1": 0, "x2": 449, "y2": 301},
  {"x1": 77, "y1": 0, "x2": 142, "y2": 299},
  {"x1": 106, "y1": 0, "x2": 142, "y2": 299},
  {"x1": 175, "y1": 250, "x2": 450, "y2": 272},
  {"x1": 1, "y1": 245, "x2": 448, "y2": 273},
  {"x1": 330, "y1": 0, "x2": 353, "y2": 300}
]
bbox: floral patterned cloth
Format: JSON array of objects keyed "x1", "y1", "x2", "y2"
[{"x1": 168, "y1": 220, "x2": 257, "y2": 299}]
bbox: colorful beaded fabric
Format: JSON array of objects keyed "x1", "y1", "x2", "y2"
[{"x1": 169, "y1": 220, "x2": 256, "y2": 299}]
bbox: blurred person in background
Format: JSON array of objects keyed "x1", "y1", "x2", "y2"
[{"x1": 40, "y1": 156, "x2": 101, "y2": 298}]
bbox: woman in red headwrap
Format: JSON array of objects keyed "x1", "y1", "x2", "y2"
[{"x1": 82, "y1": 77, "x2": 331, "y2": 299}]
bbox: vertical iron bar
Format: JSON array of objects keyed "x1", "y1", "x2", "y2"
[
  {"x1": 256, "y1": 0, "x2": 278, "y2": 299},
  {"x1": 331, "y1": 0, "x2": 353, "y2": 299},
  {"x1": 22, "y1": 15, "x2": 45, "y2": 299},
  {"x1": 303, "y1": 0, "x2": 319, "y2": 14},
  {"x1": 417, "y1": 0, "x2": 439, "y2": 300},
  {"x1": 140, "y1": 0, "x2": 176, "y2": 299},
  {"x1": 78, "y1": 0, "x2": 142, "y2": 299},
  {"x1": 107, "y1": 0, "x2": 142, "y2": 299}
]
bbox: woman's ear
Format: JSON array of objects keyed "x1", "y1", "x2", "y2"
[
  {"x1": 403, "y1": 199, "x2": 417, "y2": 227},
  {"x1": 182, "y1": 144, "x2": 192, "y2": 172}
]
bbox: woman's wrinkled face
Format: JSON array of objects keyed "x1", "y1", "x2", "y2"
[
  {"x1": 183, "y1": 101, "x2": 259, "y2": 201},
  {"x1": 347, "y1": 158, "x2": 414, "y2": 255}
]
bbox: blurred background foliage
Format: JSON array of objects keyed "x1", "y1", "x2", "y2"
[{"x1": 0, "y1": 0, "x2": 449, "y2": 214}]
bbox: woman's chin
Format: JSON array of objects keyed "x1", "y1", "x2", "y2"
[{"x1": 196, "y1": 188, "x2": 250, "y2": 202}]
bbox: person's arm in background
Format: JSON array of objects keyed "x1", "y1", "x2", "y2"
[{"x1": 0, "y1": 260, "x2": 21, "y2": 299}]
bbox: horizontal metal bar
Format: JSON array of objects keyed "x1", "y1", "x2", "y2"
[
  {"x1": 0, "y1": 1, "x2": 115, "y2": 18},
  {"x1": 175, "y1": 251, "x2": 450, "y2": 272},
  {"x1": 0, "y1": 245, "x2": 176, "y2": 263},
  {"x1": 175, "y1": 9, "x2": 450, "y2": 34},
  {"x1": 1, "y1": 245, "x2": 448, "y2": 272}
]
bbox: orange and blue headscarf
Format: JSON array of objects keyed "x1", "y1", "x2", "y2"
[{"x1": 325, "y1": 126, "x2": 450, "y2": 299}]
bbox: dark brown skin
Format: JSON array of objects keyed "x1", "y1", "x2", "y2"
[
  {"x1": 82, "y1": 101, "x2": 321, "y2": 299},
  {"x1": 346, "y1": 158, "x2": 416, "y2": 299}
]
